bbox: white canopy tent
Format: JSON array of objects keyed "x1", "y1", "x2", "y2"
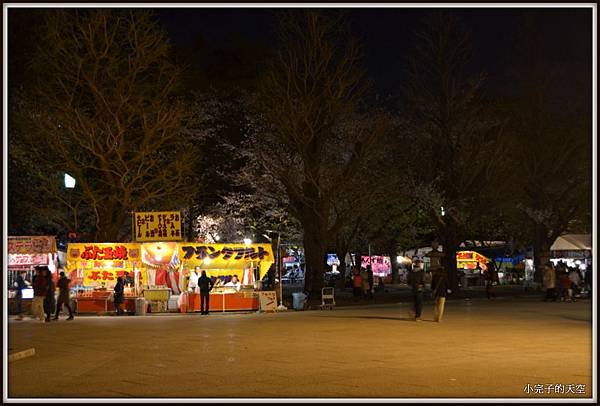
[{"x1": 550, "y1": 234, "x2": 592, "y2": 251}]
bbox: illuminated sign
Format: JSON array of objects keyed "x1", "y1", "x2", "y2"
[
  {"x1": 8, "y1": 236, "x2": 56, "y2": 254},
  {"x1": 8, "y1": 254, "x2": 49, "y2": 266},
  {"x1": 134, "y1": 211, "x2": 183, "y2": 241},
  {"x1": 361, "y1": 256, "x2": 392, "y2": 277}
]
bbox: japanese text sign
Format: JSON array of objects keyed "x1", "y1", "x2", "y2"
[
  {"x1": 179, "y1": 243, "x2": 274, "y2": 280},
  {"x1": 8, "y1": 253, "x2": 49, "y2": 266},
  {"x1": 83, "y1": 269, "x2": 146, "y2": 287},
  {"x1": 8, "y1": 236, "x2": 56, "y2": 254},
  {"x1": 134, "y1": 211, "x2": 183, "y2": 242}
]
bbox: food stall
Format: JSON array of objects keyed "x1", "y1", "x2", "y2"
[
  {"x1": 456, "y1": 251, "x2": 489, "y2": 287},
  {"x1": 178, "y1": 242, "x2": 274, "y2": 313},
  {"x1": 8, "y1": 236, "x2": 59, "y2": 314},
  {"x1": 361, "y1": 255, "x2": 392, "y2": 284},
  {"x1": 66, "y1": 243, "x2": 145, "y2": 314}
]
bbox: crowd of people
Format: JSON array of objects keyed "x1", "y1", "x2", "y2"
[
  {"x1": 543, "y1": 260, "x2": 590, "y2": 302},
  {"x1": 15, "y1": 265, "x2": 75, "y2": 322}
]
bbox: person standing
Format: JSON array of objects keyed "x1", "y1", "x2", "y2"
[
  {"x1": 542, "y1": 262, "x2": 557, "y2": 302},
  {"x1": 407, "y1": 259, "x2": 425, "y2": 322},
  {"x1": 53, "y1": 271, "x2": 74, "y2": 320},
  {"x1": 43, "y1": 269, "x2": 56, "y2": 322},
  {"x1": 484, "y1": 261, "x2": 497, "y2": 300},
  {"x1": 198, "y1": 270, "x2": 214, "y2": 315},
  {"x1": 113, "y1": 276, "x2": 125, "y2": 315},
  {"x1": 32, "y1": 267, "x2": 48, "y2": 322},
  {"x1": 360, "y1": 267, "x2": 369, "y2": 299},
  {"x1": 14, "y1": 270, "x2": 30, "y2": 320},
  {"x1": 366, "y1": 265, "x2": 374, "y2": 299},
  {"x1": 352, "y1": 267, "x2": 362, "y2": 301},
  {"x1": 431, "y1": 268, "x2": 449, "y2": 322}
]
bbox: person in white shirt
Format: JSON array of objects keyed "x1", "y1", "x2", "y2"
[
  {"x1": 225, "y1": 275, "x2": 241, "y2": 291},
  {"x1": 188, "y1": 267, "x2": 200, "y2": 293}
]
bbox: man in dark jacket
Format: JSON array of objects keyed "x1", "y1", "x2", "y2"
[
  {"x1": 431, "y1": 268, "x2": 449, "y2": 322},
  {"x1": 43, "y1": 269, "x2": 56, "y2": 322},
  {"x1": 54, "y1": 271, "x2": 74, "y2": 320},
  {"x1": 198, "y1": 270, "x2": 214, "y2": 315},
  {"x1": 407, "y1": 259, "x2": 425, "y2": 321},
  {"x1": 32, "y1": 267, "x2": 49, "y2": 322},
  {"x1": 113, "y1": 277, "x2": 125, "y2": 315}
]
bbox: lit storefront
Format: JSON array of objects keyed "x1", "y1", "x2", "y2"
[
  {"x1": 8, "y1": 236, "x2": 59, "y2": 314},
  {"x1": 65, "y1": 241, "x2": 274, "y2": 314}
]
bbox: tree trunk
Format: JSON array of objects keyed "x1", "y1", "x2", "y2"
[
  {"x1": 440, "y1": 230, "x2": 460, "y2": 294},
  {"x1": 385, "y1": 240, "x2": 398, "y2": 284},
  {"x1": 532, "y1": 222, "x2": 551, "y2": 283},
  {"x1": 302, "y1": 220, "x2": 326, "y2": 302}
]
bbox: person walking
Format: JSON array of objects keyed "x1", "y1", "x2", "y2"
[
  {"x1": 198, "y1": 270, "x2": 214, "y2": 315},
  {"x1": 53, "y1": 271, "x2": 74, "y2": 320},
  {"x1": 113, "y1": 276, "x2": 125, "y2": 315},
  {"x1": 14, "y1": 270, "x2": 30, "y2": 320},
  {"x1": 43, "y1": 268, "x2": 56, "y2": 322},
  {"x1": 542, "y1": 262, "x2": 557, "y2": 302},
  {"x1": 31, "y1": 267, "x2": 48, "y2": 322},
  {"x1": 407, "y1": 259, "x2": 425, "y2": 322},
  {"x1": 366, "y1": 265, "x2": 374, "y2": 300},
  {"x1": 431, "y1": 268, "x2": 449, "y2": 322}
]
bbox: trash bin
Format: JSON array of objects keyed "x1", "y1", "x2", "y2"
[
  {"x1": 135, "y1": 298, "x2": 147, "y2": 316},
  {"x1": 292, "y1": 292, "x2": 307, "y2": 311}
]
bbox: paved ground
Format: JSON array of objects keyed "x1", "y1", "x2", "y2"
[{"x1": 6, "y1": 296, "x2": 595, "y2": 401}]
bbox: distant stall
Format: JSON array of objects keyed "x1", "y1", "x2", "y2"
[
  {"x1": 550, "y1": 234, "x2": 592, "y2": 272},
  {"x1": 66, "y1": 243, "x2": 145, "y2": 314},
  {"x1": 178, "y1": 243, "x2": 274, "y2": 312},
  {"x1": 456, "y1": 251, "x2": 489, "y2": 287},
  {"x1": 8, "y1": 236, "x2": 59, "y2": 314},
  {"x1": 361, "y1": 255, "x2": 392, "y2": 284}
]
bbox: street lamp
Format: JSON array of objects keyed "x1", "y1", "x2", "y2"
[
  {"x1": 64, "y1": 173, "x2": 76, "y2": 189},
  {"x1": 64, "y1": 173, "x2": 76, "y2": 239}
]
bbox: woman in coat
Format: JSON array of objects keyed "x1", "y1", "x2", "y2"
[
  {"x1": 542, "y1": 262, "x2": 557, "y2": 302},
  {"x1": 43, "y1": 269, "x2": 56, "y2": 322},
  {"x1": 113, "y1": 277, "x2": 125, "y2": 315},
  {"x1": 54, "y1": 271, "x2": 74, "y2": 320}
]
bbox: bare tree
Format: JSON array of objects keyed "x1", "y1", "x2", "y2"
[
  {"x1": 244, "y1": 10, "x2": 390, "y2": 298},
  {"x1": 11, "y1": 10, "x2": 204, "y2": 241},
  {"x1": 504, "y1": 17, "x2": 592, "y2": 277},
  {"x1": 402, "y1": 13, "x2": 510, "y2": 291}
]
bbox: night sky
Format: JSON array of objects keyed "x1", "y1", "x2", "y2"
[{"x1": 154, "y1": 7, "x2": 592, "y2": 98}]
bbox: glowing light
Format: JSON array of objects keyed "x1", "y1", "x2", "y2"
[
  {"x1": 64, "y1": 173, "x2": 76, "y2": 188},
  {"x1": 243, "y1": 238, "x2": 252, "y2": 246}
]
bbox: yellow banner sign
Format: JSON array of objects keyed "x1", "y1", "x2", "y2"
[
  {"x1": 178, "y1": 243, "x2": 274, "y2": 280},
  {"x1": 83, "y1": 268, "x2": 147, "y2": 288},
  {"x1": 134, "y1": 211, "x2": 183, "y2": 242},
  {"x1": 66, "y1": 243, "x2": 141, "y2": 271}
]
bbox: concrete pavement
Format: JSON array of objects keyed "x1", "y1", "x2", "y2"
[{"x1": 6, "y1": 297, "x2": 595, "y2": 401}]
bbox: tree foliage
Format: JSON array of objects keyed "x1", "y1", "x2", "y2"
[{"x1": 10, "y1": 9, "x2": 204, "y2": 241}]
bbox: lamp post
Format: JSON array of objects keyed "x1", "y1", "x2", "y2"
[{"x1": 64, "y1": 173, "x2": 76, "y2": 237}]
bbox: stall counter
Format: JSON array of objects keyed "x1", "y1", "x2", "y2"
[{"x1": 185, "y1": 291, "x2": 259, "y2": 312}]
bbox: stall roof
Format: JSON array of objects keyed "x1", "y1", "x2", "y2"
[{"x1": 550, "y1": 234, "x2": 592, "y2": 251}]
